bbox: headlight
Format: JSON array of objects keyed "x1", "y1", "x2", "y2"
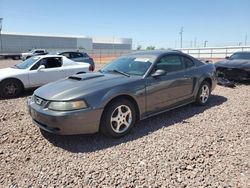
[{"x1": 48, "y1": 101, "x2": 88, "y2": 111}]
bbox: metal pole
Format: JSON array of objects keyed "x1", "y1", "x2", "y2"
[
  {"x1": 0, "y1": 18, "x2": 3, "y2": 51},
  {"x1": 204, "y1": 40, "x2": 208, "y2": 47},
  {"x1": 245, "y1": 34, "x2": 248, "y2": 46},
  {"x1": 179, "y1": 27, "x2": 183, "y2": 49}
]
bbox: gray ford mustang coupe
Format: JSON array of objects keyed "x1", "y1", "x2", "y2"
[{"x1": 28, "y1": 50, "x2": 217, "y2": 138}]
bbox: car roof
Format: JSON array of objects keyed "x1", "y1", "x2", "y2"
[
  {"x1": 233, "y1": 51, "x2": 250, "y2": 54},
  {"x1": 59, "y1": 51, "x2": 86, "y2": 54},
  {"x1": 36, "y1": 54, "x2": 64, "y2": 58},
  {"x1": 129, "y1": 50, "x2": 184, "y2": 57}
]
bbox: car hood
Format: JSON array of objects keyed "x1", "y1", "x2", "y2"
[
  {"x1": 34, "y1": 72, "x2": 142, "y2": 101},
  {"x1": 215, "y1": 59, "x2": 250, "y2": 69},
  {"x1": 0, "y1": 67, "x2": 26, "y2": 80}
]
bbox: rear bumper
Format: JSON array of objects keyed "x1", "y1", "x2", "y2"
[{"x1": 27, "y1": 98, "x2": 103, "y2": 135}]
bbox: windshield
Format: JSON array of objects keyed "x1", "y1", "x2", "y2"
[
  {"x1": 15, "y1": 56, "x2": 40, "y2": 69},
  {"x1": 100, "y1": 56, "x2": 153, "y2": 76},
  {"x1": 230, "y1": 53, "x2": 250, "y2": 60}
]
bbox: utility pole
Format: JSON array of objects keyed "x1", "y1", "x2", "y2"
[
  {"x1": 0, "y1": 18, "x2": 3, "y2": 51},
  {"x1": 194, "y1": 37, "x2": 197, "y2": 47},
  {"x1": 204, "y1": 40, "x2": 208, "y2": 47},
  {"x1": 245, "y1": 34, "x2": 248, "y2": 46},
  {"x1": 190, "y1": 40, "x2": 193, "y2": 48},
  {"x1": 179, "y1": 27, "x2": 183, "y2": 49}
]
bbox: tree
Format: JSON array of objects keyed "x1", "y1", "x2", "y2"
[{"x1": 146, "y1": 46, "x2": 155, "y2": 50}]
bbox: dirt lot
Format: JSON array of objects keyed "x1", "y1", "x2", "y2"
[{"x1": 0, "y1": 60, "x2": 250, "y2": 187}]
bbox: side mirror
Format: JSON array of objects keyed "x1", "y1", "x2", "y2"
[
  {"x1": 151, "y1": 69, "x2": 166, "y2": 78},
  {"x1": 225, "y1": 56, "x2": 230, "y2": 59},
  {"x1": 37, "y1": 65, "x2": 45, "y2": 71}
]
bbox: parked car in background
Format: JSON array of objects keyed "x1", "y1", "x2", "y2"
[
  {"x1": 198, "y1": 58, "x2": 213, "y2": 64},
  {"x1": 58, "y1": 51, "x2": 95, "y2": 71},
  {"x1": 215, "y1": 51, "x2": 250, "y2": 81},
  {"x1": 28, "y1": 50, "x2": 217, "y2": 138},
  {"x1": 21, "y1": 49, "x2": 48, "y2": 60},
  {"x1": 0, "y1": 52, "x2": 21, "y2": 60},
  {"x1": 0, "y1": 55, "x2": 91, "y2": 98}
]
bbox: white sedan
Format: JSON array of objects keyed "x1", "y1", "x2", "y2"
[{"x1": 0, "y1": 55, "x2": 91, "y2": 98}]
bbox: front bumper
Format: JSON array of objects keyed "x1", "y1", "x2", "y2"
[
  {"x1": 216, "y1": 67, "x2": 250, "y2": 81},
  {"x1": 27, "y1": 98, "x2": 103, "y2": 135}
]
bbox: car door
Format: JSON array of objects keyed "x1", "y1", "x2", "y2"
[
  {"x1": 28, "y1": 57, "x2": 66, "y2": 87},
  {"x1": 145, "y1": 54, "x2": 194, "y2": 115}
]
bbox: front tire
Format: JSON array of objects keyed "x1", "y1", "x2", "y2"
[
  {"x1": 195, "y1": 81, "x2": 211, "y2": 106},
  {"x1": 0, "y1": 79, "x2": 23, "y2": 98},
  {"x1": 100, "y1": 99, "x2": 136, "y2": 138}
]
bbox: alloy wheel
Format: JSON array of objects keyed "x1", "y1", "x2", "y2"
[
  {"x1": 110, "y1": 105, "x2": 132, "y2": 134},
  {"x1": 200, "y1": 85, "x2": 210, "y2": 104}
]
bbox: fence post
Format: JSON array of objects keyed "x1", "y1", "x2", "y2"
[
  {"x1": 100, "y1": 49, "x2": 102, "y2": 64},
  {"x1": 225, "y1": 48, "x2": 228, "y2": 57}
]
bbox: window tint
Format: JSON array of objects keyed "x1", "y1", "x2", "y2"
[
  {"x1": 30, "y1": 57, "x2": 62, "y2": 70},
  {"x1": 71, "y1": 52, "x2": 83, "y2": 58},
  {"x1": 156, "y1": 55, "x2": 185, "y2": 73},
  {"x1": 34, "y1": 50, "x2": 44, "y2": 53},
  {"x1": 61, "y1": 52, "x2": 71, "y2": 58},
  {"x1": 77, "y1": 53, "x2": 84, "y2": 57},
  {"x1": 82, "y1": 53, "x2": 89, "y2": 58},
  {"x1": 181, "y1": 56, "x2": 195, "y2": 68}
]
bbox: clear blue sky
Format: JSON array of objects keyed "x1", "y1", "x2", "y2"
[{"x1": 0, "y1": 0, "x2": 250, "y2": 49}]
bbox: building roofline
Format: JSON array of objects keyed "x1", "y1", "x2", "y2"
[{"x1": 2, "y1": 31, "x2": 90, "y2": 39}]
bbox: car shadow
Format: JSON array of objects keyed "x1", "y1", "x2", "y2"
[
  {"x1": 235, "y1": 80, "x2": 250, "y2": 85},
  {"x1": 41, "y1": 94, "x2": 227, "y2": 153}
]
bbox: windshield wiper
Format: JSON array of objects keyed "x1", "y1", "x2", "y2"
[{"x1": 110, "y1": 69, "x2": 130, "y2": 77}]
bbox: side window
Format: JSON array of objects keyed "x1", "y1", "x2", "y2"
[
  {"x1": 182, "y1": 56, "x2": 195, "y2": 68},
  {"x1": 30, "y1": 61, "x2": 42, "y2": 70},
  {"x1": 34, "y1": 50, "x2": 44, "y2": 53},
  {"x1": 43, "y1": 57, "x2": 62, "y2": 68},
  {"x1": 61, "y1": 52, "x2": 71, "y2": 58},
  {"x1": 77, "y1": 53, "x2": 84, "y2": 58},
  {"x1": 82, "y1": 53, "x2": 89, "y2": 58},
  {"x1": 156, "y1": 55, "x2": 185, "y2": 73},
  {"x1": 31, "y1": 57, "x2": 62, "y2": 69},
  {"x1": 71, "y1": 52, "x2": 82, "y2": 58}
]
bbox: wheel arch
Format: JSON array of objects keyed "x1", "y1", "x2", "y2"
[
  {"x1": 0, "y1": 77, "x2": 25, "y2": 90},
  {"x1": 202, "y1": 77, "x2": 212, "y2": 87},
  {"x1": 101, "y1": 94, "x2": 141, "y2": 123}
]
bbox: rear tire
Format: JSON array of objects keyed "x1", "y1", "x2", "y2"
[
  {"x1": 100, "y1": 99, "x2": 136, "y2": 138},
  {"x1": 195, "y1": 81, "x2": 211, "y2": 106},
  {"x1": 0, "y1": 79, "x2": 23, "y2": 98}
]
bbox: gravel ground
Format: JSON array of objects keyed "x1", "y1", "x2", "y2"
[{"x1": 0, "y1": 60, "x2": 250, "y2": 187}]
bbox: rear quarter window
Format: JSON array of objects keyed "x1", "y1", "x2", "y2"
[{"x1": 181, "y1": 56, "x2": 195, "y2": 68}]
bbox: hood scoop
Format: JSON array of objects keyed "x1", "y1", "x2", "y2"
[{"x1": 68, "y1": 73, "x2": 104, "y2": 81}]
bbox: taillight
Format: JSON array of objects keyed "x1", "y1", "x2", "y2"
[{"x1": 89, "y1": 65, "x2": 94, "y2": 72}]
